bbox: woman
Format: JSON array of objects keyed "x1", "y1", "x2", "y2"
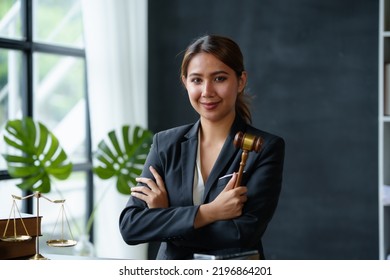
[{"x1": 119, "y1": 34, "x2": 285, "y2": 260}]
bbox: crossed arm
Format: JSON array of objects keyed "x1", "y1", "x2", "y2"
[{"x1": 131, "y1": 166, "x2": 248, "y2": 229}]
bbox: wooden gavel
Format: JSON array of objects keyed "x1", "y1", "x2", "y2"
[{"x1": 233, "y1": 131, "x2": 263, "y2": 188}]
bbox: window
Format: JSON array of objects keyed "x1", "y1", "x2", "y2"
[{"x1": 0, "y1": 0, "x2": 92, "y2": 255}]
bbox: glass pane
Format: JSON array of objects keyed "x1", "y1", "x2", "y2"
[
  {"x1": 33, "y1": 0, "x2": 84, "y2": 48},
  {"x1": 0, "y1": 0, "x2": 23, "y2": 40},
  {"x1": 0, "y1": 48, "x2": 23, "y2": 170},
  {"x1": 0, "y1": 179, "x2": 23, "y2": 217},
  {"x1": 32, "y1": 171, "x2": 88, "y2": 255},
  {"x1": 33, "y1": 52, "x2": 88, "y2": 164}
]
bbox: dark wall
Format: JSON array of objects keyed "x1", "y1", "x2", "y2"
[{"x1": 148, "y1": 0, "x2": 379, "y2": 259}]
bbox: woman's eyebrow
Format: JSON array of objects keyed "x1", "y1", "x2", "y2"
[{"x1": 188, "y1": 70, "x2": 230, "y2": 77}]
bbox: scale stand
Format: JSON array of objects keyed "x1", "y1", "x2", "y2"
[
  {"x1": 1, "y1": 198, "x2": 32, "y2": 242},
  {"x1": 1, "y1": 192, "x2": 77, "y2": 260}
]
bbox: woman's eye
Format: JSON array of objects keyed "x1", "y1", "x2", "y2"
[
  {"x1": 215, "y1": 76, "x2": 227, "y2": 82},
  {"x1": 191, "y1": 78, "x2": 201, "y2": 84}
]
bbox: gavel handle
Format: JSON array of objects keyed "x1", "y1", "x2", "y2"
[{"x1": 234, "y1": 150, "x2": 248, "y2": 188}]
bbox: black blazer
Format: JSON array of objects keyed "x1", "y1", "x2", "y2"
[{"x1": 119, "y1": 116, "x2": 285, "y2": 259}]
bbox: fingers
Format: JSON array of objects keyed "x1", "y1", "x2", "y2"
[
  {"x1": 131, "y1": 185, "x2": 151, "y2": 195},
  {"x1": 224, "y1": 172, "x2": 238, "y2": 191},
  {"x1": 134, "y1": 166, "x2": 165, "y2": 192},
  {"x1": 149, "y1": 166, "x2": 166, "y2": 192},
  {"x1": 130, "y1": 188, "x2": 148, "y2": 200},
  {"x1": 236, "y1": 186, "x2": 248, "y2": 196},
  {"x1": 135, "y1": 177, "x2": 157, "y2": 191},
  {"x1": 131, "y1": 166, "x2": 169, "y2": 208},
  {"x1": 239, "y1": 190, "x2": 248, "y2": 203}
]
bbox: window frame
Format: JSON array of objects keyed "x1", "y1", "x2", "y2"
[{"x1": 0, "y1": 0, "x2": 94, "y2": 240}]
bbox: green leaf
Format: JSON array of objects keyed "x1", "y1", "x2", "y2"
[
  {"x1": 93, "y1": 166, "x2": 116, "y2": 179},
  {"x1": 1, "y1": 117, "x2": 73, "y2": 193},
  {"x1": 46, "y1": 163, "x2": 73, "y2": 180},
  {"x1": 16, "y1": 173, "x2": 45, "y2": 191},
  {"x1": 117, "y1": 174, "x2": 131, "y2": 195},
  {"x1": 93, "y1": 125, "x2": 153, "y2": 195},
  {"x1": 97, "y1": 140, "x2": 116, "y2": 161},
  {"x1": 42, "y1": 133, "x2": 59, "y2": 162},
  {"x1": 7, "y1": 165, "x2": 41, "y2": 177},
  {"x1": 1, "y1": 154, "x2": 35, "y2": 164},
  {"x1": 95, "y1": 153, "x2": 112, "y2": 167},
  {"x1": 3, "y1": 134, "x2": 30, "y2": 154},
  {"x1": 51, "y1": 149, "x2": 67, "y2": 166},
  {"x1": 36, "y1": 123, "x2": 49, "y2": 155},
  {"x1": 17, "y1": 173, "x2": 51, "y2": 193},
  {"x1": 108, "y1": 130, "x2": 123, "y2": 157}
]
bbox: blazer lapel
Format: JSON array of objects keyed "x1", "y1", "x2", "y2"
[
  {"x1": 202, "y1": 116, "x2": 248, "y2": 202},
  {"x1": 180, "y1": 121, "x2": 200, "y2": 205}
]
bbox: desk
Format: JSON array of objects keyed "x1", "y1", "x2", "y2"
[
  {"x1": 11, "y1": 253, "x2": 119, "y2": 260},
  {"x1": 44, "y1": 254, "x2": 119, "y2": 260},
  {"x1": 44, "y1": 254, "x2": 100, "y2": 260}
]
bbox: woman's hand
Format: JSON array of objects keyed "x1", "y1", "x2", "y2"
[
  {"x1": 210, "y1": 173, "x2": 248, "y2": 219},
  {"x1": 131, "y1": 166, "x2": 169, "y2": 208},
  {"x1": 194, "y1": 172, "x2": 248, "y2": 228}
]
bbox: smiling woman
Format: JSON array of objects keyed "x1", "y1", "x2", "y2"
[
  {"x1": 181, "y1": 52, "x2": 245, "y2": 182},
  {"x1": 119, "y1": 34, "x2": 285, "y2": 260},
  {"x1": 182, "y1": 52, "x2": 246, "y2": 129}
]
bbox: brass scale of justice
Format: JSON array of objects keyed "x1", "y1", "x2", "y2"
[
  {"x1": 1, "y1": 192, "x2": 77, "y2": 260},
  {"x1": 0, "y1": 131, "x2": 262, "y2": 260}
]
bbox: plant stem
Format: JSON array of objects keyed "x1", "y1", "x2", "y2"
[{"x1": 85, "y1": 181, "x2": 114, "y2": 235}]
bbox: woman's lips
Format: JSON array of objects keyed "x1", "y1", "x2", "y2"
[{"x1": 201, "y1": 102, "x2": 219, "y2": 110}]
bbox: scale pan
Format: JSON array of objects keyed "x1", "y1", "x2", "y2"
[
  {"x1": 47, "y1": 239, "x2": 77, "y2": 247},
  {"x1": 0, "y1": 235, "x2": 32, "y2": 242}
]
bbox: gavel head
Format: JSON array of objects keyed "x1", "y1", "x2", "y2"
[{"x1": 234, "y1": 131, "x2": 263, "y2": 153}]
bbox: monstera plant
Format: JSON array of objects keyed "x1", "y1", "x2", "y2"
[
  {"x1": 93, "y1": 125, "x2": 153, "y2": 195},
  {"x1": 1, "y1": 117, "x2": 73, "y2": 193},
  {"x1": 74, "y1": 124, "x2": 153, "y2": 236}
]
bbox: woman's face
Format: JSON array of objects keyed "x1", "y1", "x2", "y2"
[{"x1": 182, "y1": 52, "x2": 246, "y2": 124}]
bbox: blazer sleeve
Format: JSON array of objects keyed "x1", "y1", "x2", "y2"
[
  {"x1": 173, "y1": 135, "x2": 285, "y2": 250},
  {"x1": 119, "y1": 133, "x2": 200, "y2": 244}
]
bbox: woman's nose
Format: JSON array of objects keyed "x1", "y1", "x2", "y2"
[{"x1": 202, "y1": 81, "x2": 215, "y2": 97}]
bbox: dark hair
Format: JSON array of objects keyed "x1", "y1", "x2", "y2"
[{"x1": 180, "y1": 35, "x2": 252, "y2": 124}]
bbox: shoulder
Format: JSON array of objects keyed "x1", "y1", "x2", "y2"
[
  {"x1": 153, "y1": 123, "x2": 197, "y2": 146},
  {"x1": 243, "y1": 125, "x2": 285, "y2": 169},
  {"x1": 245, "y1": 125, "x2": 285, "y2": 150},
  {"x1": 155, "y1": 123, "x2": 195, "y2": 139},
  {"x1": 233, "y1": 116, "x2": 284, "y2": 149}
]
